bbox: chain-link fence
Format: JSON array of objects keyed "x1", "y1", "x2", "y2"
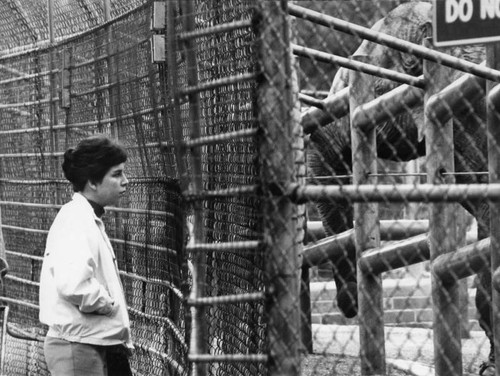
[{"x1": 1, "y1": 0, "x2": 500, "y2": 376}]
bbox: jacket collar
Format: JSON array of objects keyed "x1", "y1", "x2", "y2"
[{"x1": 72, "y1": 192, "x2": 104, "y2": 221}]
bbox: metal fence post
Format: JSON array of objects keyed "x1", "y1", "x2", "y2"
[
  {"x1": 350, "y1": 55, "x2": 384, "y2": 375},
  {"x1": 424, "y1": 38, "x2": 461, "y2": 376},
  {"x1": 256, "y1": 1, "x2": 302, "y2": 375},
  {"x1": 486, "y1": 42, "x2": 500, "y2": 373}
]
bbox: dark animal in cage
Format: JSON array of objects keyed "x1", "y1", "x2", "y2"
[{"x1": 307, "y1": 0, "x2": 490, "y2": 332}]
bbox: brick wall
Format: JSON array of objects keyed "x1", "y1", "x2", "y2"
[{"x1": 310, "y1": 277, "x2": 480, "y2": 331}]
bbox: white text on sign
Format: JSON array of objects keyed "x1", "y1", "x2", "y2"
[{"x1": 446, "y1": 0, "x2": 500, "y2": 23}]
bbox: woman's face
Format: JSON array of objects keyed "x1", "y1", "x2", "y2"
[{"x1": 94, "y1": 162, "x2": 128, "y2": 207}]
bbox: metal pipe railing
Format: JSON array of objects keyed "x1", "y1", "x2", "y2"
[
  {"x1": 352, "y1": 83, "x2": 423, "y2": 132},
  {"x1": 350, "y1": 55, "x2": 385, "y2": 375},
  {"x1": 287, "y1": 3, "x2": 500, "y2": 82},
  {"x1": 301, "y1": 86, "x2": 349, "y2": 134},
  {"x1": 359, "y1": 233, "x2": 429, "y2": 275},
  {"x1": 292, "y1": 44, "x2": 425, "y2": 88},
  {"x1": 290, "y1": 183, "x2": 500, "y2": 203},
  {"x1": 432, "y1": 238, "x2": 490, "y2": 285}
]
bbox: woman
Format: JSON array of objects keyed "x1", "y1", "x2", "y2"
[{"x1": 39, "y1": 135, "x2": 133, "y2": 376}]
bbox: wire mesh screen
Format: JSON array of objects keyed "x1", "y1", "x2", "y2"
[
  {"x1": 172, "y1": 1, "x2": 269, "y2": 375},
  {"x1": 2, "y1": 0, "x2": 500, "y2": 376},
  {"x1": 295, "y1": 1, "x2": 497, "y2": 375},
  {"x1": 0, "y1": 1, "x2": 187, "y2": 375}
]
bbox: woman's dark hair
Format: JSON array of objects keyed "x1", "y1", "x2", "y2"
[{"x1": 62, "y1": 135, "x2": 128, "y2": 192}]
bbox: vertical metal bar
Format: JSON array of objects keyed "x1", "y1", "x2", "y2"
[
  {"x1": 165, "y1": 1, "x2": 188, "y2": 189},
  {"x1": 301, "y1": 216, "x2": 312, "y2": 354},
  {"x1": 0, "y1": 306, "x2": 8, "y2": 375},
  {"x1": 47, "y1": 0, "x2": 57, "y2": 175},
  {"x1": 424, "y1": 38, "x2": 461, "y2": 376},
  {"x1": 0, "y1": 204, "x2": 6, "y2": 375},
  {"x1": 300, "y1": 265, "x2": 313, "y2": 353},
  {"x1": 486, "y1": 42, "x2": 500, "y2": 374},
  {"x1": 165, "y1": 0, "x2": 192, "y2": 352},
  {"x1": 256, "y1": 1, "x2": 301, "y2": 375},
  {"x1": 350, "y1": 55, "x2": 384, "y2": 376},
  {"x1": 179, "y1": 1, "x2": 208, "y2": 375},
  {"x1": 456, "y1": 208, "x2": 470, "y2": 339},
  {"x1": 103, "y1": 0, "x2": 119, "y2": 139},
  {"x1": 47, "y1": 0, "x2": 54, "y2": 44},
  {"x1": 103, "y1": 0, "x2": 111, "y2": 21}
]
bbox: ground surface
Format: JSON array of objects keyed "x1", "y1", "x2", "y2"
[
  {"x1": 302, "y1": 354, "x2": 414, "y2": 376},
  {"x1": 301, "y1": 324, "x2": 490, "y2": 375}
]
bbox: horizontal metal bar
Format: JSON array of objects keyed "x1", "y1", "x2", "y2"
[
  {"x1": 180, "y1": 72, "x2": 257, "y2": 96},
  {"x1": 187, "y1": 240, "x2": 261, "y2": 252},
  {"x1": 352, "y1": 83, "x2": 424, "y2": 131},
  {"x1": 426, "y1": 71, "x2": 485, "y2": 124},
  {"x1": 72, "y1": 82, "x2": 116, "y2": 98},
  {"x1": 119, "y1": 271, "x2": 183, "y2": 299},
  {"x1": 161, "y1": 128, "x2": 258, "y2": 149},
  {"x1": 288, "y1": 3, "x2": 500, "y2": 82},
  {"x1": 187, "y1": 128, "x2": 257, "y2": 147},
  {"x1": 0, "y1": 297, "x2": 38, "y2": 310},
  {"x1": 299, "y1": 93, "x2": 325, "y2": 109},
  {"x1": 1, "y1": 224, "x2": 49, "y2": 234},
  {"x1": 301, "y1": 86, "x2": 349, "y2": 134},
  {"x1": 112, "y1": 238, "x2": 177, "y2": 256},
  {"x1": 7, "y1": 322, "x2": 45, "y2": 342},
  {"x1": 0, "y1": 96, "x2": 60, "y2": 109},
  {"x1": 304, "y1": 219, "x2": 429, "y2": 247},
  {"x1": 5, "y1": 274, "x2": 39, "y2": 287},
  {"x1": 179, "y1": 19, "x2": 252, "y2": 40},
  {"x1": 301, "y1": 89, "x2": 329, "y2": 98},
  {"x1": 290, "y1": 183, "x2": 500, "y2": 203},
  {"x1": 433, "y1": 238, "x2": 490, "y2": 285},
  {"x1": 358, "y1": 233, "x2": 429, "y2": 275},
  {"x1": 185, "y1": 185, "x2": 258, "y2": 200},
  {"x1": 0, "y1": 151, "x2": 64, "y2": 158},
  {"x1": 105, "y1": 206, "x2": 174, "y2": 217},
  {"x1": 6, "y1": 250, "x2": 43, "y2": 262},
  {"x1": 188, "y1": 354, "x2": 268, "y2": 363},
  {"x1": 127, "y1": 306, "x2": 187, "y2": 351},
  {"x1": 187, "y1": 292, "x2": 265, "y2": 306},
  {"x1": 292, "y1": 44, "x2": 425, "y2": 88},
  {"x1": 0, "y1": 69, "x2": 57, "y2": 85},
  {"x1": 302, "y1": 229, "x2": 354, "y2": 267},
  {"x1": 0, "y1": 200, "x2": 173, "y2": 217},
  {"x1": 0, "y1": 201, "x2": 62, "y2": 210}
]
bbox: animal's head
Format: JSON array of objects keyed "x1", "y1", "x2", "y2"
[
  {"x1": 331, "y1": 2, "x2": 433, "y2": 95},
  {"x1": 325, "y1": 2, "x2": 433, "y2": 156}
]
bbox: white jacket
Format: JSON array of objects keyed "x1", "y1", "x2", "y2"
[{"x1": 39, "y1": 193, "x2": 132, "y2": 348}]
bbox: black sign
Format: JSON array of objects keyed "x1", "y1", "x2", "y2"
[{"x1": 433, "y1": 0, "x2": 500, "y2": 46}]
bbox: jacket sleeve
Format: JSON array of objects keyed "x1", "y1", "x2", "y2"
[{"x1": 47, "y1": 214, "x2": 115, "y2": 315}]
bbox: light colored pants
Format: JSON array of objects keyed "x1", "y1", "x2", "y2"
[{"x1": 44, "y1": 336, "x2": 107, "y2": 376}]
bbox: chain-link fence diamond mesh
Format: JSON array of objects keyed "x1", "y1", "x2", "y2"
[{"x1": 0, "y1": 1, "x2": 500, "y2": 376}]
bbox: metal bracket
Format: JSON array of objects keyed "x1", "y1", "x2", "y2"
[
  {"x1": 151, "y1": 34, "x2": 165, "y2": 63},
  {"x1": 151, "y1": 2, "x2": 166, "y2": 63},
  {"x1": 151, "y1": 2, "x2": 166, "y2": 31}
]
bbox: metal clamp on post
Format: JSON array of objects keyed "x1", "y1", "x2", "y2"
[{"x1": 151, "y1": 2, "x2": 166, "y2": 63}]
